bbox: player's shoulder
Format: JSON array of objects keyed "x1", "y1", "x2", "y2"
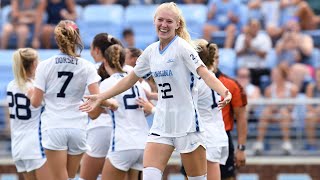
[
  {"x1": 220, "y1": 73, "x2": 240, "y2": 88},
  {"x1": 6, "y1": 80, "x2": 16, "y2": 91}
]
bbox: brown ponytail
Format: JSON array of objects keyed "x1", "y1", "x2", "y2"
[{"x1": 104, "y1": 44, "x2": 125, "y2": 73}]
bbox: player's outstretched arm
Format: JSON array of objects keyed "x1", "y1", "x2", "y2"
[
  {"x1": 197, "y1": 66, "x2": 232, "y2": 109},
  {"x1": 80, "y1": 71, "x2": 140, "y2": 112}
]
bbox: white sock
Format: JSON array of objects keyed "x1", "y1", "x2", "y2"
[
  {"x1": 188, "y1": 174, "x2": 207, "y2": 180},
  {"x1": 143, "y1": 167, "x2": 162, "y2": 180},
  {"x1": 78, "y1": 178, "x2": 86, "y2": 180}
]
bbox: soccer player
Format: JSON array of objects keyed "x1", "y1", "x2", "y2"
[
  {"x1": 196, "y1": 40, "x2": 229, "y2": 180},
  {"x1": 96, "y1": 44, "x2": 149, "y2": 180},
  {"x1": 7, "y1": 48, "x2": 51, "y2": 180},
  {"x1": 80, "y1": 33, "x2": 123, "y2": 180},
  {"x1": 80, "y1": 2, "x2": 232, "y2": 180},
  {"x1": 28, "y1": 20, "x2": 114, "y2": 180}
]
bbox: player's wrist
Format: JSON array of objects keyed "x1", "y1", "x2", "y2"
[{"x1": 237, "y1": 144, "x2": 246, "y2": 151}]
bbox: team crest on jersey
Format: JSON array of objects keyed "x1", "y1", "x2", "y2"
[{"x1": 166, "y1": 59, "x2": 175, "y2": 63}]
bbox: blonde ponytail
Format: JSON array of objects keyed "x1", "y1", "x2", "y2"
[{"x1": 12, "y1": 48, "x2": 38, "y2": 92}]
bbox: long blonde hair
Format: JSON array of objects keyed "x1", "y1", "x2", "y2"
[
  {"x1": 154, "y1": 2, "x2": 194, "y2": 47},
  {"x1": 54, "y1": 20, "x2": 83, "y2": 57},
  {"x1": 12, "y1": 48, "x2": 38, "y2": 92}
]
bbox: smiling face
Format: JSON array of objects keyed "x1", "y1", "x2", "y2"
[{"x1": 154, "y1": 7, "x2": 179, "y2": 45}]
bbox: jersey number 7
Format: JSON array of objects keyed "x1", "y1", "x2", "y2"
[{"x1": 57, "y1": 71, "x2": 74, "y2": 98}]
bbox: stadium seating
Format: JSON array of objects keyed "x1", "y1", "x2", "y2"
[
  {"x1": 80, "y1": 4, "x2": 125, "y2": 48},
  {"x1": 179, "y1": 4, "x2": 207, "y2": 39},
  {"x1": 237, "y1": 174, "x2": 259, "y2": 180},
  {"x1": 277, "y1": 174, "x2": 312, "y2": 180},
  {"x1": 124, "y1": 5, "x2": 158, "y2": 49},
  {"x1": 218, "y1": 48, "x2": 237, "y2": 78}
]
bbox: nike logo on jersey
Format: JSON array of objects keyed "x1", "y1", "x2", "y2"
[
  {"x1": 166, "y1": 59, "x2": 175, "y2": 63},
  {"x1": 190, "y1": 142, "x2": 198, "y2": 146}
]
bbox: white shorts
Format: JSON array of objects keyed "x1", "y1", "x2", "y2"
[
  {"x1": 206, "y1": 146, "x2": 229, "y2": 165},
  {"x1": 107, "y1": 149, "x2": 144, "y2": 171},
  {"x1": 42, "y1": 128, "x2": 87, "y2": 155},
  {"x1": 15, "y1": 158, "x2": 46, "y2": 173},
  {"x1": 147, "y1": 132, "x2": 206, "y2": 153},
  {"x1": 86, "y1": 126, "x2": 112, "y2": 158}
]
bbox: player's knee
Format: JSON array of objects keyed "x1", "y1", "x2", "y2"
[
  {"x1": 143, "y1": 167, "x2": 162, "y2": 180},
  {"x1": 187, "y1": 174, "x2": 207, "y2": 180}
]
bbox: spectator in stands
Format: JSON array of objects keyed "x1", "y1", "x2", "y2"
[
  {"x1": 235, "y1": 19, "x2": 272, "y2": 90},
  {"x1": 202, "y1": 0, "x2": 239, "y2": 48},
  {"x1": 275, "y1": 18, "x2": 314, "y2": 94},
  {"x1": 122, "y1": 28, "x2": 135, "y2": 48},
  {"x1": 247, "y1": 0, "x2": 281, "y2": 40},
  {"x1": 125, "y1": 47, "x2": 142, "y2": 67},
  {"x1": 33, "y1": 0, "x2": 77, "y2": 49},
  {"x1": 1, "y1": 0, "x2": 44, "y2": 49},
  {"x1": 253, "y1": 66, "x2": 298, "y2": 155},
  {"x1": 280, "y1": 0, "x2": 320, "y2": 30},
  {"x1": 305, "y1": 68, "x2": 320, "y2": 150},
  {"x1": 236, "y1": 67, "x2": 261, "y2": 122},
  {"x1": 236, "y1": 67, "x2": 261, "y2": 100}
]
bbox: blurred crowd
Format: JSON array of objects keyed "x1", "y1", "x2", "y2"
[{"x1": 1, "y1": 0, "x2": 320, "y2": 154}]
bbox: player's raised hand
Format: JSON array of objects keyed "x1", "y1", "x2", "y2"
[{"x1": 80, "y1": 94, "x2": 102, "y2": 112}]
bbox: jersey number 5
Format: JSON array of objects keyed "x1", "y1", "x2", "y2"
[
  {"x1": 7, "y1": 92, "x2": 31, "y2": 120},
  {"x1": 57, "y1": 71, "x2": 74, "y2": 98}
]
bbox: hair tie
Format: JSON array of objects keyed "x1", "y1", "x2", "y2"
[
  {"x1": 206, "y1": 42, "x2": 212, "y2": 48},
  {"x1": 66, "y1": 23, "x2": 78, "y2": 30}
]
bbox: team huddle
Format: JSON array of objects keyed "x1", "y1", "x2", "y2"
[{"x1": 6, "y1": 2, "x2": 239, "y2": 180}]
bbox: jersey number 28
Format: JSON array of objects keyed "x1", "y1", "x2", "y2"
[{"x1": 7, "y1": 92, "x2": 31, "y2": 120}]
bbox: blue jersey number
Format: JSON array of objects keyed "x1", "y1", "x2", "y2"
[
  {"x1": 57, "y1": 71, "x2": 73, "y2": 98},
  {"x1": 123, "y1": 85, "x2": 140, "y2": 109},
  {"x1": 7, "y1": 92, "x2": 31, "y2": 120},
  {"x1": 211, "y1": 90, "x2": 218, "y2": 109}
]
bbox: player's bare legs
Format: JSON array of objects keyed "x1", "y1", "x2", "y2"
[
  {"x1": 143, "y1": 142, "x2": 175, "y2": 171},
  {"x1": 45, "y1": 150, "x2": 68, "y2": 180},
  {"x1": 181, "y1": 145, "x2": 207, "y2": 177},
  {"x1": 101, "y1": 158, "x2": 126, "y2": 180},
  {"x1": 67, "y1": 154, "x2": 84, "y2": 178},
  {"x1": 35, "y1": 161, "x2": 53, "y2": 180},
  {"x1": 80, "y1": 154, "x2": 105, "y2": 180},
  {"x1": 22, "y1": 171, "x2": 37, "y2": 180},
  {"x1": 207, "y1": 161, "x2": 221, "y2": 180},
  {"x1": 127, "y1": 169, "x2": 140, "y2": 180}
]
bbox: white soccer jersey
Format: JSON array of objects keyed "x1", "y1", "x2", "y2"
[
  {"x1": 7, "y1": 81, "x2": 45, "y2": 160},
  {"x1": 197, "y1": 77, "x2": 228, "y2": 147},
  {"x1": 134, "y1": 36, "x2": 205, "y2": 137},
  {"x1": 87, "y1": 64, "x2": 134, "y2": 130},
  {"x1": 34, "y1": 53, "x2": 101, "y2": 131},
  {"x1": 102, "y1": 73, "x2": 149, "y2": 151}
]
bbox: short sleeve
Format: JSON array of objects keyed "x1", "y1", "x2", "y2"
[
  {"x1": 133, "y1": 47, "x2": 151, "y2": 78},
  {"x1": 230, "y1": 80, "x2": 247, "y2": 107},
  {"x1": 34, "y1": 61, "x2": 47, "y2": 92},
  {"x1": 180, "y1": 42, "x2": 205, "y2": 78},
  {"x1": 87, "y1": 62, "x2": 101, "y2": 86}
]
